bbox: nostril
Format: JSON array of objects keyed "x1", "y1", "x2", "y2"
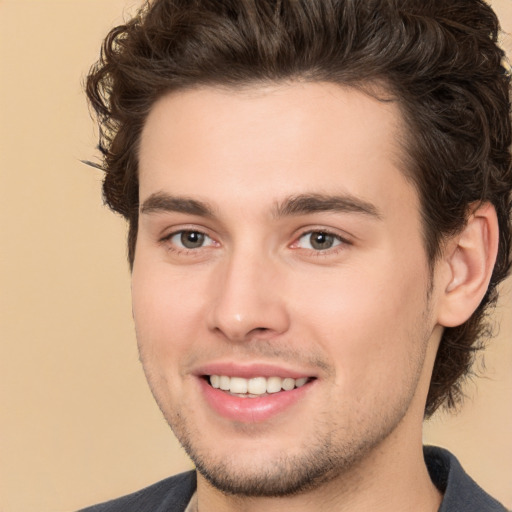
[
  {"x1": 208, "y1": 297, "x2": 291, "y2": 342},
  {"x1": 251, "y1": 327, "x2": 270, "y2": 334}
]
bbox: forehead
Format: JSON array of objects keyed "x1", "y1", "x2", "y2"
[{"x1": 138, "y1": 82, "x2": 416, "y2": 216}]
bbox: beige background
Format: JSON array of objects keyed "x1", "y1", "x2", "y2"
[{"x1": 0, "y1": 1, "x2": 510, "y2": 511}]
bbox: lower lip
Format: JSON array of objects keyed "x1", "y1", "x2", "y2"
[{"x1": 198, "y1": 378, "x2": 314, "y2": 423}]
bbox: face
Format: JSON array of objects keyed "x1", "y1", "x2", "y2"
[{"x1": 133, "y1": 82, "x2": 442, "y2": 496}]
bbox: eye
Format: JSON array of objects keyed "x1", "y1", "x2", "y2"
[
  {"x1": 168, "y1": 230, "x2": 214, "y2": 249},
  {"x1": 296, "y1": 231, "x2": 344, "y2": 251}
]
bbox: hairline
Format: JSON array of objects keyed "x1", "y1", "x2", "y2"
[{"x1": 132, "y1": 77, "x2": 439, "y2": 268}]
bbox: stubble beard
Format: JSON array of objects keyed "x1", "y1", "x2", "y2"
[
  {"x1": 159, "y1": 379, "x2": 423, "y2": 499},
  {"x1": 174, "y1": 417, "x2": 384, "y2": 497},
  {"x1": 140, "y1": 294, "x2": 434, "y2": 498}
]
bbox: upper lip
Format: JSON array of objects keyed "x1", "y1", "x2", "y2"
[{"x1": 193, "y1": 361, "x2": 317, "y2": 380}]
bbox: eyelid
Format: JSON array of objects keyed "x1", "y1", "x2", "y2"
[
  {"x1": 290, "y1": 227, "x2": 353, "y2": 251},
  {"x1": 172, "y1": 231, "x2": 215, "y2": 247},
  {"x1": 159, "y1": 224, "x2": 212, "y2": 241},
  {"x1": 159, "y1": 226, "x2": 220, "y2": 253},
  {"x1": 294, "y1": 226, "x2": 352, "y2": 242},
  {"x1": 157, "y1": 224, "x2": 352, "y2": 254}
]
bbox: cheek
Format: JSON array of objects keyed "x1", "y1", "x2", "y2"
[
  {"x1": 131, "y1": 260, "x2": 207, "y2": 359},
  {"x1": 296, "y1": 261, "x2": 425, "y2": 333},
  {"x1": 291, "y1": 257, "x2": 430, "y2": 382}
]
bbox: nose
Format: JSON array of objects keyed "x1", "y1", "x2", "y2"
[{"x1": 207, "y1": 250, "x2": 290, "y2": 343}]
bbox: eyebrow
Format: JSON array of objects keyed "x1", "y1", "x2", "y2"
[
  {"x1": 274, "y1": 193, "x2": 382, "y2": 219},
  {"x1": 140, "y1": 191, "x2": 382, "y2": 220},
  {"x1": 140, "y1": 192, "x2": 215, "y2": 218}
]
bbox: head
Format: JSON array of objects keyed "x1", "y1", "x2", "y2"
[
  {"x1": 86, "y1": 0, "x2": 512, "y2": 498},
  {"x1": 86, "y1": 0, "x2": 511, "y2": 418}
]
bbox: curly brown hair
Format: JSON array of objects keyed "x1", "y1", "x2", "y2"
[{"x1": 86, "y1": 0, "x2": 512, "y2": 416}]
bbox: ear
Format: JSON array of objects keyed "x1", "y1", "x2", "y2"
[{"x1": 436, "y1": 202, "x2": 499, "y2": 328}]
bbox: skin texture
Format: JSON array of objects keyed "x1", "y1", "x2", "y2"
[{"x1": 132, "y1": 82, "x2": 495, "y2": 511}]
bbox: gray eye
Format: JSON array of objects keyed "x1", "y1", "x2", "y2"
[
  {"x1": 180, "y1": 231, "x2": 205, "y2": 248},
  {"x1": 296, "y1": 231, "x2": 342, "y2": 251},
  {"x1": 309, "y1": 232, "x2": 335, "y2": 250},
  {"x1": 170, "y1": 231, "x2": 208, "y2": 249}
]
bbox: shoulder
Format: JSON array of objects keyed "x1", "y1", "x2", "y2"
[
  {"x1": 77, "y1": 470, "x2": 197, "y2": 512},
  {"x1": 424, "y1": 446, "x2": 508, "y2": 512}
]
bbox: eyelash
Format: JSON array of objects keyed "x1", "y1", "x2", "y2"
[
  {"x1": 159, "y1": 228, "x2": 351, "y2": 256},
  {"x1": 292, "y1": 229, "x2": 351, "y2": 255},
  {"x1": 159, "y1": 229, "x2": 217, "y2": 256}
]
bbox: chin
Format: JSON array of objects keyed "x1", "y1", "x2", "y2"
[
  {"x1": 172, "y1": 416, "x2": 386, "y2": 498},
  {"x1": 191, "y1": 446, "x2": 344, "y2": 497}
]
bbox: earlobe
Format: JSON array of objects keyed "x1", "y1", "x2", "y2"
[{"x1": 436, "y1": 203, "x2": 499, "y2": 328}]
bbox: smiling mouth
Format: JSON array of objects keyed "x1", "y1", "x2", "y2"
[{"x1": 206, "y1": 375, "x2": 314, "y2": 397}]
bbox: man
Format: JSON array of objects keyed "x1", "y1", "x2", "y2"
[{"x1": 81, "y1": 0, "x2": 511, "y2": 510}]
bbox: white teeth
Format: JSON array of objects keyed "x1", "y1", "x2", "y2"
[
  {"x1": 219, "y1": 375, "x2": 231, "y2": 391},
  {"x1": 281, "y1": 378, "x2": 295, "y2": 391},
  {"x1": 295, "y1": 377, "x2": 308, "y2": 388},
  {"x1": 230, "y1": 377, "x2": 248, "y2": 394},
  {"x1": 208, "y1": 375, "x2": 310, "y2": 395},
  {"x1": 266, "y1": 376, "x2": 283, "y2": 394},
  {"x1": 248, "y1": 377, "x2": 267, "y2": 395}
]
